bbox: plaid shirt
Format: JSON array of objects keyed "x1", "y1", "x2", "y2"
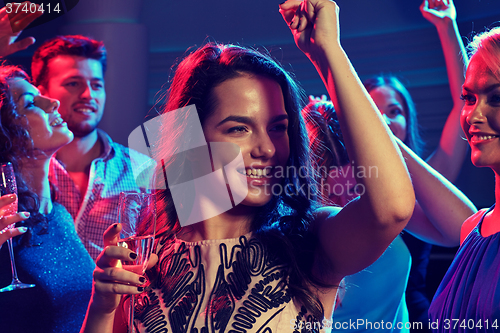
[{"x1": 49, "y1": 129, "x2": 146, "y2": 261}]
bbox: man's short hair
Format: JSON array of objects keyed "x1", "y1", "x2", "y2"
[{"x1": 31, "y1": 35, "x2": 107, "y2": 88}]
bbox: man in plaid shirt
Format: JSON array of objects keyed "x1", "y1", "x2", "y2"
[{"x1": 31, "y1": 36, "x2": 146, "y2": 260}]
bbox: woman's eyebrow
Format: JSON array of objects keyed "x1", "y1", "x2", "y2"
[
  {"x1": 270, "y1": 114, "x2": 289, "y2": 123},
  {"x1": 462, "y1": 82, "x2": 500, "y2": 94},
  {"x1": 216, "y1": 115, "x2": 254, "y2": 127},
  {"x1": 216, "y1": 114, "x2": 288, "y2": 127},
  {"x1": 16, "y1": 92, "x2": 36, "y2": 103}
]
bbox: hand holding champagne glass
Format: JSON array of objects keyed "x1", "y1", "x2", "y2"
[
  {"x1": 117, "y1": 191, "x2": 156, "y2": 333},
  {"x1": 0, "y1": 161, "x2": 35, "y2": 292},
  {"x1": 0, "y1": 194, "x2": 29, "y2": 247}
]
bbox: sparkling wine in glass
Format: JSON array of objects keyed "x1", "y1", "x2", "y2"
[
  {"x1": 117, "y1": 191, "x2": 156, "y2": 333},
  {"x1": 0, "y1": 162, "x2": 35, "y2": 292}
]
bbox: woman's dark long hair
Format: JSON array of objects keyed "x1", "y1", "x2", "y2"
[
  {"x1": 364, "y1": 75, "x2": 425, "y2": 157},
  {"x1": 143, "y1": 43, "x2": 331, "y2": 319},
  {"x1": 0, "y1": 66, "x2": 46, "y2": 245}
]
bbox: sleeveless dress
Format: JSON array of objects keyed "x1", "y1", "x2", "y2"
[
  {"x1": 332, "y1": 235, "x2": 411, "y2": 332},
  {"x1": 428, "y1": 205, "x2": 500, "y2": 332},
  {"x1": 133, "y1": 233, "x2": 331, "y2": 333},
  {"x1": 0, "y1": 202, "x2": 95, "y2": 333}
]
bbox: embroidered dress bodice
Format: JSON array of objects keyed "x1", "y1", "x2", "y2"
[{"x1": 133, "y1": 234, "x2": 327, "y2": 333}]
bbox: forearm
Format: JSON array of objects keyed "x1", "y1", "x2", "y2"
[
  {"x1": 427, "y1": 16, "x2": 469, "y2": 180},
  {"x1": 80, "y1": 302, "x2": 117, "y2": 333},
  {"x1": 398, "y1": 139, "x2": 476, "y2": 246},
  {"x1": 310, "y1": 45, "x2": 415, "y2": 222},
  {"x1": 435, "y1": 17, "x2": 468, "y2": 103}
]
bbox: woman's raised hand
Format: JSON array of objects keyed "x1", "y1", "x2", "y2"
[
  {"x1": 279, "y1": 0, "x2": 340, "y2": 59},
  {"x1": 420, "y1": 0, "x2": 456, "y2": 25},
  {"x1": 0, "y1": 1, "x2": 42, "y2": 57},
  {"x1": 0, "y1": 194, "x2": 28, "y2": 247}
]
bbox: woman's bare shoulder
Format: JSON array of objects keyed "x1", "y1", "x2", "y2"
[{"x1": 460, "y1": 208, "x2": 490, "y2": 244}]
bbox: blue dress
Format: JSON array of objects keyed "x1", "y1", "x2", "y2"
[
  {"x1": 0, "y1": 202, "x2": 95, "y2": 333},
  {"x1": 333, "y1": 235, "x2": 411, "y2": 332},
  {"x1": 428, "y1": 205, "x2": 500, "y2": 332}
]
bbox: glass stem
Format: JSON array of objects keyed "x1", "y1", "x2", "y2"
[
  {"x1": 128, "y1": 294, "x2": 135, "y2": 333},
  {"x1": 7, "y1": 239, "x2": 21, "y2": 283}
]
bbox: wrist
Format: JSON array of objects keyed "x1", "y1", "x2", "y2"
[
  {"x1": 88, "y1": 294, "x2": 121, "y2": 315},
  {"x1": 434, "y1": 16, "x2": 455, "y2": 32},
  {"x1": 306, "y1": 41, "x2": 343, "y2": 65}
]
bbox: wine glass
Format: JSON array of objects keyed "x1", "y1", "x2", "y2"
[
  {"x1": 117, "y1": 191, "x2": 156, "y2": 333},
  {"x1": 0, "y1": 162, "x2": 35, "y2": 292}
]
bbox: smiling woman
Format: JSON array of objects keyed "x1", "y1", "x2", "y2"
[
  {"x1": 0, "y1": 66, "x2": 95, "y2": 332},
  {"x1": 9, "y1": 76, "x2": 73, "y2": 154},
  {"x1": 202, "y1": 74, "x2": 291, "y2": 207},
  {"x1": 80, "y1": 1, "x2": 416, "y2": 332},
  {"x1": 428, "y1": 26, "x2": 500, "y2": 328}
]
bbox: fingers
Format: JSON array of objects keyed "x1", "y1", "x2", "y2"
[
  {"x1": 0, "y1": 226, "x2": 27, "y2": 247},
  {"x1": 103, "y1": 223, "x2": 122, "y2": 247},
  {"x1": 0, "y1": 194, "x2": 30, "y2": 229},
  {"x1": 12, "y1": 3, "x2": 43, "y2": 28},
  {"x1": 4, "y1": 2, "x2": 42, "y2": 33},
  {"x1": 426, "y1": 0, "x2": 447, "y2": 10},
  {"x1": 280, "y1": 0, "x2": 310, "y2": 30},
  {"x1": 93, "y1": 279, "x2": 145, "y2": 295},
  {"x1": 0, "y1": 193, "x2": 17, "y2": 211},
  {"x1": 420, "y1": 0, "x2": 428, "y2": 12},
  {"x1": 93, "y1": 245, "x2": 147, "y2": 296},
  {"x1": 146, "y1": 253, "x2": 159, "y2": 270},
  {"x1": 296, "y1": 13, "x2": 309, "y2": 32},
  {"x1": 0, "y1": 7, "x2": 7, "y2": 21},
  {"x1": 96, "y1": 242, "x2": 134, "y2": 269},
  {"x1": 0, "y1": 211, "x2": 30, "y2": 229},
  {"x1": 9, "y1": 36, "x2": 34, "y2": 52},
  {"x1": 94, "y1": 266, "x2": 146, "y2": 294},
  {"x1": 279, "y1": 0, "x2": 301, "y2": 26},
  {"x1": 11, "y1": 12, "x2": 41, "y2": 33},
  {"x1": 279, "y1": 0, "x2": 303, "y2": 12}
]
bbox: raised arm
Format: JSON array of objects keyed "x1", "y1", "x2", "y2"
[
  {"x1": 280, "y1": 0, "x2": 415, "y2": 280},
  {"x1": 396, "y1": 139, "x2": 476, "y2": 247},
  {"x1": 421, "y1": 0, "x2": 469, "y2": 181}
]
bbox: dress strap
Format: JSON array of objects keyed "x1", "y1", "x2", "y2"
[{"x1": 477, "y1": 204, "x2": 496, "y2": 229}]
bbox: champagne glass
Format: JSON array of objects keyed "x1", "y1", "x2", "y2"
[
  {"x1": 117, "y1": 191, "x2": 156, "y2": 333},
  {"x1": 0, "y1": 162, "x2": 35, "y2": 292}
]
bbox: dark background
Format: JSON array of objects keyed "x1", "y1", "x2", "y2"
[{"x1": 5, "y1": 0, "x2": 500, "y2": 303}]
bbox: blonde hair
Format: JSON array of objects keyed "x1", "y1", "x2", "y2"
[{"x1": 467, "y1": 26, "x2": 500, "y2": 81}]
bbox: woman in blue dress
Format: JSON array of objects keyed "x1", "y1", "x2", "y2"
[
  {"x1": 428, "y1": 26, "x2": 500, "y2": 331},
  {"x1": 0, "y1": 6, "x2": 95, "y2": 331},
  {"x1": 0, "y1": 66, "x2": 96, "y2": 333}
]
